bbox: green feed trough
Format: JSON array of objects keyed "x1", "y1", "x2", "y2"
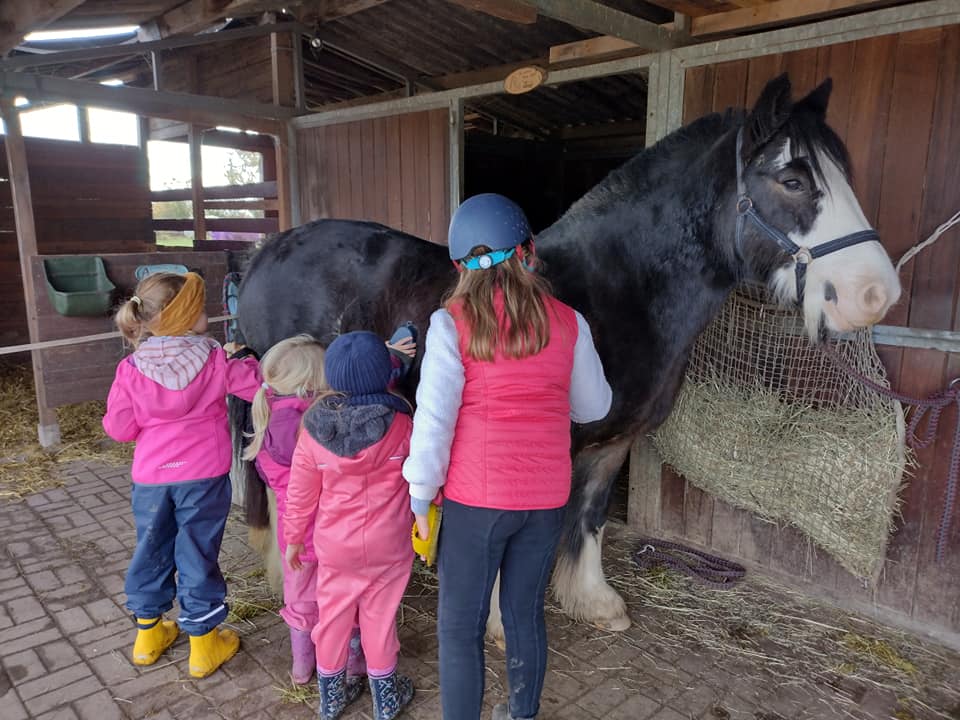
[{"x1": 43, "y1": 256, "x2": 116, "y2": 317}]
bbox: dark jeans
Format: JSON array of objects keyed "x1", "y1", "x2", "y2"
[
  {"x1": 437, "y1": 499, "x2": 564, "y2": 720},
  {"x1": 125, "y1": 475, "x2": 232, "y2": 636}
]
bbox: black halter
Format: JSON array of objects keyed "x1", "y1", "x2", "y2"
[{"x1": 734, "y1": 128, "x2": 880, "y2": 303}]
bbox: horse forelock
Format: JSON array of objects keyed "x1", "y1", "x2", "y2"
[{"x1": 780, "y1": 111, "x2": 852, "y2": 189}]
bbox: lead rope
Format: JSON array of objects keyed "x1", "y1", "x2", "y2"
[
  {"x1": 819, "y1": 344, "x2": 960, "y2": 562},
  {"x1": 633, "y1": 538, "x2": 746, "y2": 589}
]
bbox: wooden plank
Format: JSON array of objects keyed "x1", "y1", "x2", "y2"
[
  {"x1": 815, "y1": 41, "x2": 857, "y2": 138},
  {"x1": 1, "y1": 101, "x2": 56, "y2": 442},
  {"x1": 0, "y1": 72, "x2": 288, "y2": 135},
  {"x1": 627, "y1": 437, "x2": 663, "y2": 532},
  {"x1": 640, "y1": 0, "x2": 722, "y2": 17},
  {"x1": 307, "y1": 0, "x2": 392, "y2": 22},
  {"x1": 336, "y1": 124, "x2": 353, "y2": 219},
  {"x1": 428, "y1": 109, "x2": 449, "y2": 244},
  {"x1": 274, "y1": 133, "x2": 292, "y2": 231},
  {"x1": 691, "y1": 0, "x2": 905, "y2": 38},
  {"x1": 902, "y1": 24, "x2": 960, "y2": 629},
  {"x1": 399, "y1": 114, "x2": 418, "y2": 234},
  {"x1": 780, "y1": 47, "x2": 820, "y2": 98},
  {"x1": 864, "y1": 28, "x2": 943, "y2": 616},
  {"x1": 413, "y1": 112, "x2": 432, "y2": 241},
  {"x1": 189, "y1": 124, "x2": 204, "y2": 245},
  {"x1": 681, "y1": 65, "x2": 715, "y2": 124},
  {"x1": 0, "y1": 0, "x2": 85, "y2": 55},
  {"x1": 204, "y1": 199, "x2": 279, "y2": 211},
  {"x1": 443, "y1": 0, "x2": 538, "y2": 23},
  {"x1": 659, "y1": 465, "x2": 687, "y2": 540},
  {"x1": 550, "y1": 36, "x2": 642, "y2": 65},
  {"x1": 153, "y1": 218, "x2": 279, "y2": 233},
  {"x1": 348, "y1": 120, "x2": 365, "y2": 219},
  {"x1": 271, "y1": 32, "x2": 296, "y2": 108},
  {"x1": 371, "y1": 116, "x2": 389, "y2": 226},
  {"x1": 527, "y1": 0, "x2": 683, "y2": 51},
  {"x1": 361, "y1": 119, "x2": 377, "y2": 222},
  {"x1": 151, "y1": 182, "x2": 278, "y2": 202},
  {"x1": 385, "y1": 115, "x2": 403, "y2": 229},
  {"x1": 159, "y1": 0, "x2": 295, "y2": 37}
]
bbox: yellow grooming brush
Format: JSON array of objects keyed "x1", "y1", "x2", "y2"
[{"x1": 412, "y1": 502, "x2": 442, "y2": 567}]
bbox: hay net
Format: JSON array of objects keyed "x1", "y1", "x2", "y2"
[{"x1": 652, "y1": 284, "x2": 907, "y2": 583}]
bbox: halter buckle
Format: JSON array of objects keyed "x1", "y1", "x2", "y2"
[
  {"x1": 793, "y1": 247, "x2": 813, "y2": 265},
  {"x1": 736, "y1": 196, "x2": 753, "y2": 214}
]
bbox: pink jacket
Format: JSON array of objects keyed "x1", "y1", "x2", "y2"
[
  {"x1": 284, "y1": 407, "x2": 413, "y2": 570},
  {"x1": 446, "y1": 294, "x2": 579, "y2": 510},
  {"x1": 255, "y1": 394, "x2": 316, "y2": 560},
  {"x1": 103, "y1": 344, "x2": 260, "y2": 484}
]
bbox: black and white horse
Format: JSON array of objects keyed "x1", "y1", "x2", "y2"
[{"x1": 232, "y1": 74, "x2": 900, "y2": 634}]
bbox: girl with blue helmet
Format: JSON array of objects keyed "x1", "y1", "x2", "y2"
[{"x1": 403, "y1": 193, "x2": 613, "y2": 719}]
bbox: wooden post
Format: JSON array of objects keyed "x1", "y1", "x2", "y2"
[
  {"x1": 274, "y1": 132, "x2": 293, "y2": 231},
  {"x1": 0, "y1": 99, "x2": 60, "y2": 447},
  {"x1": 189, "y1": 124, "x2": 205, "y2": 244},
  {"x1": 76, "y1": 105, "x2": 90, "y2": 143},
  {"x1": 627, "y1": 436, "x2": 663, "y2": 531},
  {"x1": 270, "y1": 32, "x2": 295, "y2": 108}
]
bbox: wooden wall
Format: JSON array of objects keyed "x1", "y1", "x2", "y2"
[
  {"x1": 28, "y1": 251, "x2": 227, "y2": 408},
  {"x1": 0, "y1": 138, "x2": 153, "y2": 347},
  {"x1": 296, "y1": 109, "x2": 451, "y2": 244},
  {"x1": 637, "y1": 25, "x2": 960, "y2": 643},
  {"x1": 151, "y1": 35, "x2": 277, "y2": 137}
]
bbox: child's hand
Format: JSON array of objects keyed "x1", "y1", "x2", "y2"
[
  {"x1": 224, "y1": 342, "x2": 246, "y2": 357},
  {"x1": 285, "y1": 543, "x2": 304, "y2": 570},
  {"x1": 386, "y1": 337, "x2": 416, "y2": 358},
  {"x1": 414, "y1": 513, "x2": 430, "y2": 562}
]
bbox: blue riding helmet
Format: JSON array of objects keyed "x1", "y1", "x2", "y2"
[{"x1": 448, "y1": 193, "x2": 532, "y2": 266}]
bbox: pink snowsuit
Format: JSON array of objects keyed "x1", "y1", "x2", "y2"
[
  {"x1": 284, "y1": 403, "x2": 413, "y2": 676},
  {"x1": 254, "y1": 395, "x2": 318, "y2": 633}
]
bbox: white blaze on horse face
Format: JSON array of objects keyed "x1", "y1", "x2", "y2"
[{"x1": 771, "y1": 147, "x2": 901, "y2": 338}]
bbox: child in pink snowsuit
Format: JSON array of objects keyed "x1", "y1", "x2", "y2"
[{"x1": 284, "y1": 331, "x2": 415, "y2": 720}]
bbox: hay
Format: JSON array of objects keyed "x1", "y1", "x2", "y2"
[
  {"x1": 653, "y1": 286, "x2": 908, "y2": 581},
  {"x1": 0, "y1": 362, "x2": 133, "y2": 502},
  {"x1": 601, "y1": 528, "x2": 960, "y2": 720},
  {"x1": 224, "y1": 566, "x2": 282, "y2": 625}
]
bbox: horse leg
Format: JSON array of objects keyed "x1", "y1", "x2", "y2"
[
  {"x1": 484, "y1": 571, "x2": 506, "y2": 650},
  {"x1": 552, "y1": 436, "x2": 634, "y2": 631}
]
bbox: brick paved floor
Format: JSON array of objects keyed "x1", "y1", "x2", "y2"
[{"x1": 1, "y1": 461, "x2": 957, "y2": 720}]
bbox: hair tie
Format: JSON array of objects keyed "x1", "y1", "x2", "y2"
[
  {"x1": 261, "y1": 382, "x2": 271, "y2": 391},
  {"x1": 131, "y1": 295, "x2": 142, "y2": 307}
]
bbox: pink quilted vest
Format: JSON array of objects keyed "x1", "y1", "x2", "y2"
[{"x1": 445, "y1": 291, "x2": 579, "y2": 511}]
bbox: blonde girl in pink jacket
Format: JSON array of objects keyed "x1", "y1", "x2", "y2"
[
  {"x1": 102, "y1": 271, "x2": 260, "y2": 678},
  {"x1": 284, "y1": 331, "x2": 415, "y2": 720}
]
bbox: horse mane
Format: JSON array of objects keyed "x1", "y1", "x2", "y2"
[{"x1": 549, "y1": 109, "x2": 741, "y2": 228}]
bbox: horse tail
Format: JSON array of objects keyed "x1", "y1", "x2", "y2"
[{"x1": 227, "y1": 332, "x2": 270, "y2": 531}]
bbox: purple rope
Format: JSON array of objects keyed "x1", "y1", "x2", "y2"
[{"x1": 820, "y1": 344, "x2": 960, "y2": 563}]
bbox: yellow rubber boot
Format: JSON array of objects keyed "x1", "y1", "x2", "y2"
[
  {"x1": 188, "y1": 627, "x2": 240, "y2": 678},
  {"x1": 132, "y1": 617, "x2": 179, "y2": 666}
]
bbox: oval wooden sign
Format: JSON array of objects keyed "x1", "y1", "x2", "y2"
[{"x1": 504, "y1": 66, "x2": 547, "y2": 95}]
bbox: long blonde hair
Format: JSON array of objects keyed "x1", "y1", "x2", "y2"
[
  {"x1": 115, "y1": 272, "x2": 187, "y2": 348},
  {"x1": 445, "y1": 243, "x2": 552, "y2": 361},
  {"x1": 243, "y1": 334, "x2": 327, "y2": 461}
]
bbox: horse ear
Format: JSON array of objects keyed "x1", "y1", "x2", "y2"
[
  {"x1": 743, "y1": 73, "x2": 793, "y2": 156},
  {"x1": 796, "y1": 78, "x2": 832, "y2": 118}
]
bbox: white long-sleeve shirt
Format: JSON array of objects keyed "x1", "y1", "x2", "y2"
[{"x1": 402, "y1": 307, "x2": 613, "y2": 513}]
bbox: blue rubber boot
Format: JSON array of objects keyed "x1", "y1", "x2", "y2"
[
  {"x1": 318, "y1": 669, "x2": 363, "y2": 720},
  {"x1": 369, "y1": 671, "x2": 414, "y2": 720}
]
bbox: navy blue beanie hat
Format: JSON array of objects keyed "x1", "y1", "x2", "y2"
[{"x1": 324, "y1": 331, "x2": 410, "y2": 414}]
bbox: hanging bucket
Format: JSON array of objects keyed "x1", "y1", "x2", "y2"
[
  {"x1": 135, "y1": 263, "x2": 189, "y2": 282},
  {"x1": 43, "y1": 256, "x2": 116, "y2": 317}
]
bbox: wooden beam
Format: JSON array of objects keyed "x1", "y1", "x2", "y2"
[
  {"x1": 0, "y1": 99, "x2": 59, "y2": 447},
  {"x1": 204, "y1": 198, "x2": 279, "y2": 210},
  {"x1": 549, "y1": 35, "x2": 641, "y2": 64},
  {"x1": 152, "y1": 181, "x2": 279, "y2": 201},
  {"x1": 691, "y1": 0, "x2": 905, "y2": 37},
  {"x1": 0, "y1": 0, "x2": 86, "y2": 55},
  {"x1": 189, "y1": 124, "x2": 206, "y2": 244},
  {"x1": 442, "y1": 0, "x2": 538, "y2": 23},
  {"x1": 523, "y1": 0, "x2": 685, "y2": 50},
  {"x1": 274, "y1": 134, "x2": 292, "y2": 231},
  {"x1": 636, "y1": 0, "x2": 715, "y2": 17},
  {"x1": 0, "y1": 72, "x2": 291, "y2": 135},
  {"x1": 0, "y1": 22, "x2": 306, "y2": 72},
  {"x1": 307, "y1": 0, "x2": 393, "y2": 22},
  {"x1": 271, "y1": 32, "x2": 296, "y2": 107},
  {"x1": 153, "y1": 218, "x2": 279, "y2": 233}
]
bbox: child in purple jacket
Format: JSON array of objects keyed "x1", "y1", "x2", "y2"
[
  {"x1": 103, "y1": 271, "x2": 261, "y2": 678},
  {"x1": 244, "y1": 329, "x2": 416, "y2": 685}
]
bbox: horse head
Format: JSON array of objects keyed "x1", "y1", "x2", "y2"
[{"x1": 732, "y1": 74, "x2": 901, "y2": 340}]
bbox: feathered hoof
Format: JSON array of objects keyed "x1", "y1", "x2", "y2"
[{"x1": 592, "y1": 614, "x2": 631, "y2": 632}]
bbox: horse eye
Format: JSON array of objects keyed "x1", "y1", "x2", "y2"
[{"x1": 782, "y1": 178, "x2": 804, "y2": 192}]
